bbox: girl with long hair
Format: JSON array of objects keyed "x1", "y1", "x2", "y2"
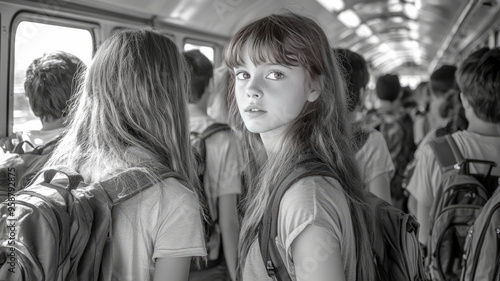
[
  {"x1": 225, "y1": 12, "x2": 375, "y2": 281},
  {"x1": 45, "y1": 29, "x2": 206, "y2": 281}
]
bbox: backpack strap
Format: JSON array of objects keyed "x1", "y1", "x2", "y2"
[
  {"x1": 258, "y1": 159, "x2": 339, "y2": 281},
  {"x1": 12, "y1": 140, "x2": 35, "y2": 154},
  {"x1": 43, "y1": 166, "x2": 84, "y2": 190},
  {"x1": 32, "y1": 135, "x2": 61, "y2": 155},
  {"x1": 193, "y1": 124, "x2": 231, "y2": 223},
  {"x1": 199, "y1": 123, "x2": 231, "y2": 141},
  {"x1": 100, "y1": 169, "x2": 188, "y2": 204},
  {"x1": 429, "y1": 134, "x2": 464, "y2": 174},
  {"x1": 12, "y1": 134, "x2": 62, "y2": 155}
]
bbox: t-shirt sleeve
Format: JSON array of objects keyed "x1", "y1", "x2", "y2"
[
  {"x1": 152, "y1": 189, "x2": 207, "y2": 261},
  {"x1": 405, "y1": 143, "x2": 441, "y2": 206},
  {"x1": 358, "y1": 130, "x2": 395, "y2": 184},
  {"x1": 206, "y1": 132, "x2": 243, "y2": 197},
  {"x1": 276, "y1": 176, "x2": 349, "y2": 272}
]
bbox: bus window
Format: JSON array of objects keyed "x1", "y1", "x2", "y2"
[
  {"x1": 184, "y1": 41, "x2": 214, "y2": 63},
  {"x1": 13, "y1": 21, "x2": 93, "y2": 133}
]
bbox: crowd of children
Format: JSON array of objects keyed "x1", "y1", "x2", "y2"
[{"x1": 0, "y1": 10, "x2": 499, "y2": 281}]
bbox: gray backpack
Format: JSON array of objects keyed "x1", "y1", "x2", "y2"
[
  {"x1": 0, "y1": 167, "x2": 184, "y2": 281},
  {"x1": 427, "y1": 135, "x2": 498, "y2": 281}
]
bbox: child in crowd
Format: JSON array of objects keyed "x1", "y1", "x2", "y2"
[
  {"x1": 406, "y1": 47, "x2": 500, "y2": 246},
  {"x1": 184, "y1": 49, "x2": 242, "y2": 281},
  {"x1": 364, "y1": 73, "x2": 415, "y2": 210},
  {"x1": 225, "y1": 13, "x2": 375, "y2": 281},
  {"x1": 0, "y1": 51, "x2": 84, "y2": 152},
  {"x1": 413, "y1": 65, "x2": 460, "y2": 145},
  {"x1": 335, "y1": 48, "x2": 393, "y2": 204},
  {"x1": 44, "y1": 29, "x2": 206, "y2": 281}
]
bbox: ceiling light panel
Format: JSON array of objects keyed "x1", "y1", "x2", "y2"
[
  {"x1": 355, "y1": 24, "x2": 373, "y2": 38},
  {"x1": 316, "y1": 0, "x2": 345, "y2": 12},
  {"x1": 337, "y1": 9, "x2": 361, "y2": 28}
]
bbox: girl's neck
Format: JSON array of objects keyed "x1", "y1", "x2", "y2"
[{"x1": 259, "y1": 127, "x2": 286, "y2": 156}]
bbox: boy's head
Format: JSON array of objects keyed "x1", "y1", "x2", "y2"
[
  {"x1": 335, "y1": 48, "x2": 369, "y2": 112},
  {"x1": 24, "y1": 51, "x2": 84, "y2": 122},
  {"x1": 413, "y1": 81, "x2": 429, "y2": 108},
  {"x1": 376, "y1": 74, "x2": 401, "y2": 102},
  {"x1": 456, "y1": 47, "x2": 500, "y2": 123},
  {"x1": 429, "y1": 64, "x2": 458, "y2": 97},
  {"x1": 183, "y1": 50, "x2": 213, "y2": 103}
]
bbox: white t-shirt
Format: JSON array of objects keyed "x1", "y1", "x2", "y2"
[
  {"x1": 242, "y1": 176, "x2": 357, "y2": 281},
  {"x1": 111, "y1": 177, "x2": 207, "y2": 280},
  {"x1": 406, "y1": 130, "x2": 500, "y2": 205},
  {"x1": 356, "y1": 129, "x2": 395, "y2": 186}
]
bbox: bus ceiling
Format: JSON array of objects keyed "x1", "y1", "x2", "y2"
[{"x1": 14, "y1": 0, "x2": 500, "y2": 77}]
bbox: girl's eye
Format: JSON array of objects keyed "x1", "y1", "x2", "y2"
[
  {"x1": 266, "y1": 71, "x2": 284, "y2": 80},
  {"x1": 236, "y1": 72, "x2": 250, "y2": 80}
]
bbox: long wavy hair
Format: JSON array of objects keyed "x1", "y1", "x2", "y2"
[
  {"x1": 46, "y1": 29, "x2": 197, "y2": 194},
  {"x1": 224, "y1": 13, "x2": 375, "y2": 281}
]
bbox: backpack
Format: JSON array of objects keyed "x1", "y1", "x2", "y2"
[
  {"x1": 258, "y1": 158, "x2": 426, "y2": 281},
  {"x1": 0, "y1": 166, "x2": 184, "y2": 280},
  {"x1": 365, "y1": 110, "x2": 416, "y2": 211},
  {"x1": 0, "y1": 137, "x2": 60, "y2": 200},
  {"x1": 190, "y1": 122, "x2": 231, "y2": 268},
  {"x1": 427, "y1": 134, "x2": 498, "y2": 281},
  {"x1": 460, "y1": 184, "x2": 500, "y2": 281}
]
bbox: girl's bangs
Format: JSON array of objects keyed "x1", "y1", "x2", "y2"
[{"x1": 225, "y1": 27, "x2": 301, "y2": 69}]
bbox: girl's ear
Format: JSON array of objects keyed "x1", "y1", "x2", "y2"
[
  {"x1": 307, "y1": 77, "x2": 321, "y2": 102},
  {"x1": 307, "y1": 90, "x2": 320, "y2": 102}
]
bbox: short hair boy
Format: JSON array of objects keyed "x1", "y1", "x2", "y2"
[{"x1": 1, "y1": 51, "x2": 84, "y2": 152}]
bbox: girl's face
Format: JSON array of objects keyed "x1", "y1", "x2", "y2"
[{"x1": 233, "y1": 46, "x2": 318, "y2": 140}]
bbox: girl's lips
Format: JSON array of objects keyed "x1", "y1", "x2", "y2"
[{"x1": 244, "y1": 104, "x2": 266, "y2": 112}]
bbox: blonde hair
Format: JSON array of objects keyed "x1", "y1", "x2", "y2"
[
  {"x1": 224, "y1": 13, "x2": 375, "y2": 280},
  {"x1": 46, "y1": 29, "x2": 197, "y2": 192}
]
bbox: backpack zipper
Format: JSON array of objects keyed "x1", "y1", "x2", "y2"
[
  {"x1": 494, "y1": 229, "x2": 500, "y2": 281},
  {"x1": 434, "y1": 222, "x2": 470, "y2": 281},
  {"x1": 460, "y1": 229, "x2": 474, "y2": 281},
  {"x1": 470, "y1": 202, "x2": 500, "y2": 281}
]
